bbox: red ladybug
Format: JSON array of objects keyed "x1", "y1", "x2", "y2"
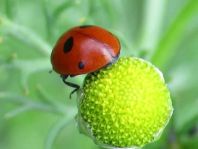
[{"x1": 51, "y1": 25, "x2": 120, "y2": 98}]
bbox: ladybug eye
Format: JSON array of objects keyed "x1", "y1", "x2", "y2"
[
  {"x1": 64, "y1": 37, "x2": 73, "y2": 53},
  {"x1": 78, "y1": 61, "x2": 85, "y2": 69}
]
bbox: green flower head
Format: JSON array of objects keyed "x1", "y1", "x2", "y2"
[{"x1": 76, "y1": 57, "x2": 173, "y2": 148}]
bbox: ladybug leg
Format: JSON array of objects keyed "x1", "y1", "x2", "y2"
[
  {"x1": 69, "y1": 87, "x2": 79, "y2": 99},
  {"x1": 61, "y1": 75, "x2": 80, "y2": 99}
]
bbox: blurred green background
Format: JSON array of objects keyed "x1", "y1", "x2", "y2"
[{"x1": 0, "y1": 0, "x2": 198, "y2": 149}]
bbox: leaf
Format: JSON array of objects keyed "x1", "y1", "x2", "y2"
[
  {"x1": 167, "y1": 28, "x2": 198, "y2": 135},
  {"x1": 150, "y1": 0, "x2": 198, "y2": 70},
  {"x1": 137, "y1": 0, "x2": 167, "y2": 54}
]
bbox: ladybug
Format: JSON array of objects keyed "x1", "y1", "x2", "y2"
[{"x1": 51, "y1": 25, "x2": 120, "y2": 98}]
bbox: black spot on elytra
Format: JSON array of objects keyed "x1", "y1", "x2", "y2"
[
  {"x1": 63, "y1": 37, "x2": 73, "y2": 53},
  {"x1": 78, "y1": 61, "x2": 85, "y2": 69},
  {"x1": 79, "y1": 25, "x2": 93, "y2": 28}
]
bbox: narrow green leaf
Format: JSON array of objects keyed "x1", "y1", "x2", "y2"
[
  {"x1": 138, "y1": 0, "x2": 166, "y2": 53},
  {"x1": 151, "y1": 0, "x2": 198, "y2": 70}
]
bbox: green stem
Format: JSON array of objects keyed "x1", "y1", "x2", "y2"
[
  {"x1": 150, "y1": 0, "x2": 198, "y2": 70},
  {"x1": 42, "y1": 0, "x2": 54, "y2": 42},
  {"x1": 45, "y1": 116, "x2": 74, "y2": 149},
  {"x1": 53, "y1": 1, "x2": 75, "y2": 18},
  {"x1": 0, "y1": 92, "x2": 65, "y2": 115},
  {"x1": 0, "y1": 15, "x2": 51, "y2": 56},
  {"x1": 36, "y1": 84, "x2": 67, "y2": 114},
  {"x1": 4, "y1": 105, "x2": 33, "y2": 119}
]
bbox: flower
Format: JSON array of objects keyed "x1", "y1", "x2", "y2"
[{"x1": 76, "y1": 57, "x2": 173, "y2": 148}]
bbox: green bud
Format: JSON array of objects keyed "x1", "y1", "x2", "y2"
[{"x1": 76, "y1": 57, "x2": 173, "y2": 148}]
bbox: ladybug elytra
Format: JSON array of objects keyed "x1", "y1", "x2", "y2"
[{"x1": 51, "y1": 25, "x2": 120, "y2": 98}]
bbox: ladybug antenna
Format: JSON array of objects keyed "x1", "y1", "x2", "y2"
[{"x1": 61, "y1": 75, "x2": 80, "y2": 99}]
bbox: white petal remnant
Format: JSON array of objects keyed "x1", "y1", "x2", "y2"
[{"x1": 77, "y1": 57, "x2": 173, "y2": 148}]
